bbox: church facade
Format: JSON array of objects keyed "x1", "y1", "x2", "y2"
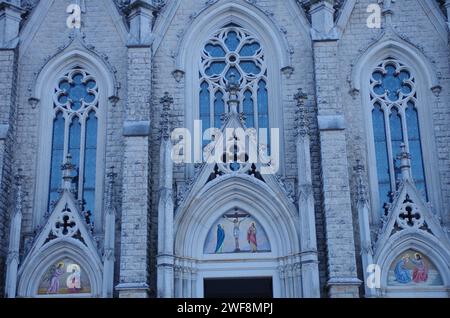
[{"x1": 0, "y1": 0, "x2": 450, "y2": 298}]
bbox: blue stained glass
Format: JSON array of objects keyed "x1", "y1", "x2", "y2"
[
  {"x1": 372, "y1": 105, "x2": 391, "y2": 214},
  {"x1": 401, "y1": 84, "x2": 412, "y2": 95},
  {"x1": 200, "y1": 82, "x2": 210, "y2": 146},
  {"x1": 214, "y1": 91, "x2": 224, "y2": 129},
  {"x1": 406, "y1": 102, "x2": 428, "y2": 200},
  {"x1": 243, "y1": 90, "x2": 254, "y2": 128},
  {"x1": 73, "y1": 74, "x2": 83, "y2": 84},
  {"x1": 69, "y1": 116, "x2": 81, "y2": 194},
  {"x1": 390, "y1": 108, "x2": 404, "y2": 182},
  {"x1": 205, "y1": 62, "x2": 226, "y2": 76},
  {"x1": 239, "y1": 61, "x2": 261, "y2": 75},
  {"x1": 59, "y1": 73, "x2": 97, "y2": 110},
  {"x1": 398, "y1": 71, "x2": 410, "y2": 81},
  {"x1": 230, "y1": 162, "x2": 241, "y2": 171},
  {"x1": 59, "y1": 81, "x2": 70, "y2": 91},
  {"x1": 225, "y1": 31, "x2": 240, "y2": 52},
  {"x1": 48, "y1": 112, "x2": 65, "y2": 211},
  {"x1": 86, "y1": 80, "x2": 96, "y2": 89},
  {"x1": 225, "y1": 67, "x2": 241, "y2": 83},
  {"x1": 257, "y1": 80, "x2": 270, "y2": 151},
  {"x1": 372, "y1": 66, "x2": 411, "y2": 101},
  {"x1": 239, "y1": 43, "x2": 260, "y2": 56},
  {"x1": 83, "y1": 112, "x2": 97, "y2": 223},
  {"x1": 84, "y1": 92, "x2": 96, "y2": 104},
  {"x1": 205, "y1": 44, "x2": 226, "y2": 57},
  {"x1": 372, "y1": 71, "x2": 383, "y2": 82},
  {"x1": 200, "y1": 27, "x2": 267, "y2": 152},
  {"x1": 58, "y1": 95, "x2": 68, "y2": 105}
]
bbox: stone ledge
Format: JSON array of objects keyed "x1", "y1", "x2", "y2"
[
  {"x1": 318, "y1": 115, "x2": 346, "y2": 131},
  {"x1": 123, "y1": 121, "x2": 151, "y2": 137},
  {"x1": 327, "y1": 277, "x2": 362, "y2": 286},
  {"x1": 115, "y1": 282, "x2": 149, "y2": 291}
]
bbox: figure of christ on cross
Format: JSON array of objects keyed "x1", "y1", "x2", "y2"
[{"x1": 223, "y1": 210, "x2": 250, "y2": 252}]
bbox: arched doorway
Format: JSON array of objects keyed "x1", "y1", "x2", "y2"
[
  {"x1": 17, "y1": 241, "x2": 103, "y2": 298},
  {"x1": 174, "y1": 175, "x2": 302, "y2": 298},
  {"x1": 376, "y1": 234, "x2": 450, "y2": 298}
]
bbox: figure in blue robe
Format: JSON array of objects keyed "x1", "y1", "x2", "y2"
[
  {"x1": 394, "y1": 256, "x2": 412, "y2": 284},
  {"x1": 215, "y1": 224, "x2": 225, "y2": 253}
]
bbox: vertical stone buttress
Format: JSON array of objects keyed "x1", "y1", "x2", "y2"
[
  {"x1": 156, "y1": 92, "x2": 174, "y2": 298},
  {"x1": 294, "y1": 89, "x2": 321, "y2": 298},
  {"x1": 0, "y1": 1, "x2": 24, "y2": 298},
  {"x1": 309, "y1": 1, "x2": 361, "y2": 297},
  {"x1": 116, "y1": 0, "x2": 155, "y2": 298}
]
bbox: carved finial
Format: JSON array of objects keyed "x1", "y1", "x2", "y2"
[
  {"x1": 13, "y1": 168, "x2": 24, "y2": 216},
  {"x1": 160, "y1": 92, "x2": 173, "y2": 140},
  {"x1": 354, "y1": 160, "x2": 368, "y2": 204},
  {"x1": 294, "y1": 88, "x2": 309, "y2": 137},
  {"x1": 397, "y1": 143, "x2": 412, "y2": 182},
  {"x1": 61, "y1": 154, "x2": 76, "y2": 192},
  {"x1": 106, "y1": 166, "x2": 117, "y2": 215},
  {"x1": 382, "y1": 0, "x2": 395, "y2": 28},
  {"x1": 107, "y1": 166, "x2": 117, "y2": 183}
]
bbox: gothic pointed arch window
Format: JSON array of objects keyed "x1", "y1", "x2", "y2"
[
  {"x1": 199, "y1": 24, "x2": 270, "y2": 148},
  {"x1": 47, "y1": 67, "x2": 101, "y2": 226},
  {"x1": 369, "y1": 58, "x2": 428, "y2": 214}
]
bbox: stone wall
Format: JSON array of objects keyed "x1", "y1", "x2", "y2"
[{"x1": 0, "y1": 48, "x2": 18, "y2": 298}]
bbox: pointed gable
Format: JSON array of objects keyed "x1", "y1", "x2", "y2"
[
  {"x1": 175, "y1": 81, "x2": 296, "y2": 214},
  {"x1": 17, "y1": 156, "x2": 103, "y2": 297}
]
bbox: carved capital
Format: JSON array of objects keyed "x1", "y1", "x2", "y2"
[{"x1": 6, "y1": 251, "x2": 19, "y2": 265}]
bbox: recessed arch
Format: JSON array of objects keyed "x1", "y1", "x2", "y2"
[
  {"x1": 351, "y1": 38, "x2": 439, "y2": 93},
  {"x1": 353, "y1": 38, "x2": 443, "y2": 223},
  {"x1": 178, "y1": 1, "x2": 289, "y2": 174},
  {"x1": 173, "y1": 174, "x2": 300, "y2": 298},
  {"x1": 175, "y1": 0, "x2": 291, "y2": 72},
  {"x1": 17, "y1": 240, "x2": 103, "y2": 298},
  {"x1": 34, "y1": 49, "x2": 117, "y2": 101},
  {"x1": 174, "y1": 174, "x2": 300, "y2": 259},
  {"x1": 32, "y1": 48, "x2": 114, "y2": 231},
  {"x1": 374, "y1": 232, "x2": 450, "y2": 297}
]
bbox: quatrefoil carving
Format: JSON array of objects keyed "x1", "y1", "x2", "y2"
[
  {"x1": 396, "y1": 202, "x2": 424, "y2": 230},
  {"x1": 52, "y1": 207, "x2": 79, "y2": 238}
]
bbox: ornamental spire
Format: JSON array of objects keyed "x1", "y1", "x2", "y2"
[
  {"x1": 294, "y1": 88, "x2": 309, "y2": 137},
  {"x1": 354, "y1": 160, "x2": 368, "y2": 204},
  {"x1": 106, "y1": 166, "x2": 117, "y2": 215},
  {"x1": 160, "y1": 92, "x2": 173, "y2": 140},
  {"x1": 226, "y1": 72, "x2": 240, "y2": 115},
  {"x1": 397, "y1": 143, "x2": 412, "y2": 182},
  {"x1": 14, "y1": 168, "x2": 23, "y2": 216},
  {"x1": 61, "y1": 154, "x2": 76, "y2": 192}
]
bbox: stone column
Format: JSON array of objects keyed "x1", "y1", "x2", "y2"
[
  {"x1": 294, "y1": 89, "x2": 321, "y2": 298},
  {"x1": 102, "y1": 168, "x2": 117, "y2": 298},
  {"x1": 157, "y1": 93, "x2": 175, "y2": 298},
  {"x1": 174, "y1": 265, "x2": 182, "y2": 298},
  {"x1": 116, "y1": 0, "x2": 155, "y2": 298},
  {"x1": 354, "y1": 162, "x2": 375, "y2": 297},
  {"x1": 5, "y1": 171, "x2": 22, "y2": 298},
  {"x1": 190, "y1": 269, "x2": 197, "y2": 298},
  {"x1": 0, "y1": 1, "x2": 24, "y2": 298},
  {"x1": 310, "y1": 1, "x2": 361, "y2": 297}
]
